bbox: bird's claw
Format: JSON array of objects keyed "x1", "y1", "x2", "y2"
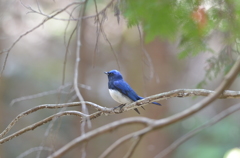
[{"x1": 113, "y1": 104, "x2": 126, "y2": 113}]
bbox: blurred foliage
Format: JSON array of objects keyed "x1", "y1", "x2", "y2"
[
  {"x1": 120, "y1": 0, "x2": 240, "y2": 87},
  {"x1": 175, "y1": 117, "x2": 240, "y2": 158}
]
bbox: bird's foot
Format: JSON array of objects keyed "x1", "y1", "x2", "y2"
[{"x1": 113, "y1": 104, "x2": 126, "y2": 113}]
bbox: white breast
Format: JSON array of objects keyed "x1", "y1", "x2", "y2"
[{"x1": 109, "y1": 89, "x2": 132, "y2": 104}]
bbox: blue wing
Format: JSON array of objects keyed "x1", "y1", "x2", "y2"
[{"x1": 112, "y1": 80, "x2": 140, "y2": 102}]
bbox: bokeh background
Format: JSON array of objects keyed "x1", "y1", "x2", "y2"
[{"x1": 0, "y1": 0, "x2": 240, "y2": 158}]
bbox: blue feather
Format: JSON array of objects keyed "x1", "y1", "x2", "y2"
[{"x1": 105, "y1": 70, "x2": 162, "y2": 114}]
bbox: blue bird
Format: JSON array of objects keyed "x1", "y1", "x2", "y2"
[{"x1": 104, "y1": 70, "x2": 161, "y2": 114}]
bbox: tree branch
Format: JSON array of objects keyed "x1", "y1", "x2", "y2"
[
  {"x1": 47, "y1": 117, "x2": 153, "y2": 158},
  {"x1": 0, "y1": 111, "x2": 86, "y2": 144},
  {"x1": 0, "y1": 101, "x2": 100, "y2": 139},
  {"x1": 154, "y1": 103, "x2": 240, "y2": 158},
  {"x1": 0, "y1": 1, "x2": 84, "y2": 76},
  {"x1": 1, "y1": 87, "x2": 240, "y2": 144},
  {"x1": 47, "y1": 57, "x2": 240, "y2": 158},
  {"x1": 112, "y1": 88, "x2": 240, "y2": 113},
  {"x1": 2, "y1": 88, "x2": 240, "y2": 141}
]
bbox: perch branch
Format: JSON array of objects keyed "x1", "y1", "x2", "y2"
[
  {"x1": 47, "y1": 57, "x2": 240, "y2": 158},
  {"x1": 0, "y1": 101, "x2": 101, "y2": 139},
  {"x1": 2, "y1": 88, "x2": 240, "y2": 141}
]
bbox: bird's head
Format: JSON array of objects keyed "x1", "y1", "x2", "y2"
[{"x1": 104, "y1": 70, "x2": 123, "y2": 81}]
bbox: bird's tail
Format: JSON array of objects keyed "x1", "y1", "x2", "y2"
[
  {"x1": 138, "y1": 96, "x2": 161, "y2": 106},
  {"x1": 151, "y1": 102, "x2": 161, "y2": 106}
]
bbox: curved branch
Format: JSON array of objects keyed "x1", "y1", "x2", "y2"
[
  {"x1": 47, "y1": 117, "x2": 153, "y2": 158},
  {"x1": 0, "y1": 111, "x2": 86, "y2": 144},
  {"x1": 99, "y1": 127, "x2": 151, "y2": 158},
  {"x1": 155, "y1": 103, "x2": 240, "y2": 158},
  {"x1": 123, "y1": 136, "x2": 141, "y2": 158},
  {"x1": 47, "y1": 57, "x2": 240, "y2": 158},
  {"x1": 0, "y1": 101, "x2": 101, "y2": 139},
  {"x1": 115, "y1": 88, "x2": 240, "y2": 113},
  {"x1": 2, "y1": 88, "x2": 240, "y2": 141}
]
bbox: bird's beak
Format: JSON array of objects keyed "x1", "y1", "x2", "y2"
[{"x1": 104, "y1": 71, "x2": 108, "y2": 75}]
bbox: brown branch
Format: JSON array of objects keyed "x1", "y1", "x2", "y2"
[
  {"x1": 62, "y1": 6, "x2": 80, "y2": 86},
  {"x1": 19, "y1": 0, "x2": 117, "y2": 21},
  {"x1": 9, "y1": 83, "x2": 90, "y2": 106},
  {"x1": 0, "y1": 101, "x2": 101, "y2": 139},
  {"x1": 92, "y1": 0, "x2": 101, "y2": 68},
  {"x1": 2, "y1": 88, "x2": 240, "y2": 140},
  {"x1": 2, "y1": 88, "x2": 240, "y2": 141},
  {"x1": 137, "y1": 24, "x2": 154, "y2": 80},
  {"x1": 114, "y1": 89, "x2": 240, "y2": 113},
  {"x1": 73, "y1": 1, "x2": 91, "y2": 134},
  {"x1": 47, "y1": 117, "x2": 153, "y2": 158},
  {"x1": 99, "y1": 127, "x2": 151, "y2": 158},
  {"x1": 47, "y1": 57, "x2": 240, "y2": 158},
  {"x1": 155, "y1": 103, "x2": 240, "y2": 158},
  {"x1": 123, "y1": 136, "x2": 141, "y2": 158},
  {"x1": 0, "y1": 111, "x2": 86, "y2": 144},
  {"x1": 82, "y1": 0, "x2": 116, "y2": 19},
  {"x1": 17, "y1": 146, "x2": 53, "y2": 158}
]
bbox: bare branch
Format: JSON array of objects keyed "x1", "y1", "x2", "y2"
[
  {"x1": 137, "y1": 24, "x2": 154, "y2": 80},
  {"x1": 154, "y1": 103, "x2": 240, "y2": 158},
  {"x1": 92, "y1": 0, "x2": 101, "y2": 67},
  {"x1": 114, "y1": 88, "x2": 240, "y2": 113},
  {"x1": 61, "y1": 4, "x2": 81, "y2": 86},
  {"x1": 123, "y1": 136, "x2": 141, "y2": 158},
  {"x1": 47, "y1": 117, "x2": 153, "y2": 158},
  {"x1": 0, "y1": 111, "x2": 86, "y2": 144},
  {"x1": 9, "y1": 83, "x2": 90, "y2": 106},
  {"x1": 0, "y1": 101, "x2": 100, "y2": 139},
  {"x1": 47, "y1": 57, "x2": 240, "y2": 158},
  {"x1": 10, "y1": 83, "x2": 75, "y2": 106},
  {"x1": 17, "y1": 0, "x2": 117, "y2": 21},
  {"x1": 72, "y1": 1, "x2": 91, "y2": 133},
  {"x1": 17, "y1": 146, "x2": 53, "y2": 158},
  {"x1": 0, "y1": 1, "x2": 84, "y2": 76},
  {"x1": 99, "y1": 18, "x2": 121, "y2": 70},
  {"x1": 99, "y1": 127, "x2": 151, "y2": 158},
  {"x1": 2, "y1": 88, "x2": 240, "y2": 140},
  {"x1": 83, "y1": 0, "x2": 116, "y2": 19}
]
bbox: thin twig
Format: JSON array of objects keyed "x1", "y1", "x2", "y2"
[
  {"x1": 0, "y1": 111, "x2": 87, "y2": 144},
  {"x1": 73, "y1": 0, "x2": 91, "y2": 133},
  {"x1": 83, "y1": 0, "x2": 116, "y2": 19},
  {"x1": 0, "y1": 1, "x2": 84, "y2": 76},
  {"x1": 99, "y1": 18, "x2": 121, "y2": 70},
  {"x1": 62, "y1": 5, "x2": 80, "y2": 86},
  {"x1": 99, "y1": 127, "x2": 152, "y2": 158},
  {"x1": 92, "y1": 0, "x2": 100, "y2": 67},
  {"x1": 18, "y1": 0, "x2": 117, "y2": 21},
  {"x1": 2, "y1": 88, "x2": 240, "y2": 139},
  {"x1": 137, "y1": 24, "x2": 154, "y2": 80},
  {"x1": 16, "y1": 146, "x2": 52, "y2": 158},
  {"x1": 0, "y1": 101, "x2": 101, "y2": 139},
  {"x1": 10, "y1": 83, "x2": 72, "y2": 106},
  {"x1": 123, "y1": 136, "x2": 141, "y2": 158}
]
